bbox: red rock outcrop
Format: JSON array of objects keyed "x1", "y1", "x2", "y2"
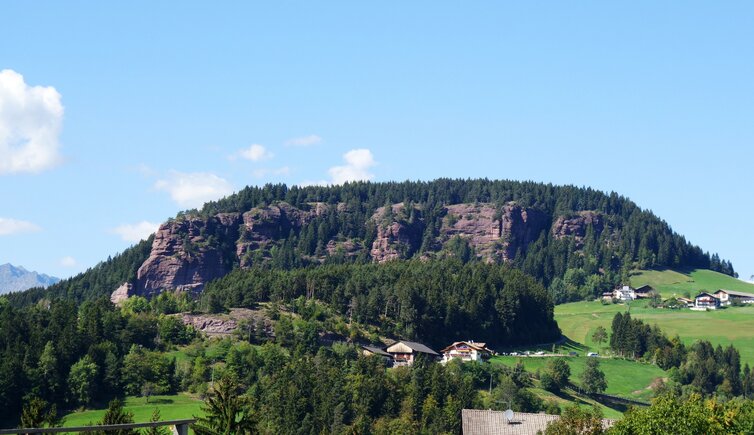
[
  {"x1": 135, "y1": 213, "x2": 241, "y2": 297},
  {"x1": 129, "y1": 201, "x2": 552, "y2": 298},
  {"x1": 237, "y1": 202, "x2": 317, "y2": 267},
  {"x1": 370, "y1": 204, "x2": 424, "y2": 263},
  {"x1": 552, "y1": 211, "x2": 604, "y2": 240},
  {"x1": 439, "y1": 203, "x2": 547, "y2": 261}
]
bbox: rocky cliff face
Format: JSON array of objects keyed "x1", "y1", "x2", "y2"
[
  {"x1": 135, "y1": 213, "x2": 241, "y2": 297},
  {"x1": 552, "y1": 211, "x2": 604, "y2": 245},
  {"x1": 237, "y1": 203, "x2": 318, "y2": 267},
  {"x1": 439, "y1": 203, "x2": 548, "y2": 261},
  {"x1": 118, "y1": 201, "x2": 596, "y2": 300},
  {"x1": 370, "y1": 204, "x2": 424, "y2": 263}
]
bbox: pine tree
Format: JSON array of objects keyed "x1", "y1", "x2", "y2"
[
  {"x1": 580, "y1": 358, "x2": 607, "y2": 395},
  {"x1": 142, "y1": 408, "x2": 170, "y2": 435},
  {"x1": 192, "y1": 375, "x2": 255, "y2": 435}
]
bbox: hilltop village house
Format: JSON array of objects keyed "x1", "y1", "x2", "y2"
[
  {"x1": 713, "y1": 289, "x2": 754, "y2": 306},
  {"x1": 440, "y1": 341, "x2": 494, "y2": 364},
  {"x1": 693, "y1": 292, "x2": 721, "y2": 310},
  {"x1": 690, "y1": 289, "x2": 754, "y2": 310},
  {"x1": 602, "y1": 284, "x2": 655, "y2": 302}
]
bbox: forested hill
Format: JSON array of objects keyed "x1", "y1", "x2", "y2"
[{"x1": 7, "y1": 179, "x2": 734, "y2": 307}]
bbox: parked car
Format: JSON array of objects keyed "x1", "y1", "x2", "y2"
[
  {"x1": 587, "y1": 352, "x2": 599, "y2": 357},
  {"x1": 509, "y1": 352, "x2": 519, "y2": 356},
  {"x1": 535, "y1": 351, "x2": 545, "y2": 356}
]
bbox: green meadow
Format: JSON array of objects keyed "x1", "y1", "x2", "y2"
[
  {"x1": 61, "y1": 393, "x2": 203, "y2": 428},
  {"x1": 490, "y1": 355, "x2": 665, "y2": 402},
  {"x1": 556, "y1": 298, "x2": 754, "y2": 366},
  {"x1": 630, "y1": 268, "x2": 754, "y2": 298}
]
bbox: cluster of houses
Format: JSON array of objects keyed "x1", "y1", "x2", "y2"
[
  {"x1": 682, "y1": 289, "x2": 754, "y2": 310},
  {"x1": 361, "y1": 340, "x2": 496, "y2": 367},
  {"x1": 601, "y1": 284, "x2": 754, "y2": 311}
]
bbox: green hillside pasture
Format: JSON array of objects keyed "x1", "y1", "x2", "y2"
[
  {"x1": 630, "y1": 268, "x2": 754, "y2": 298},
  {"x1": 62, "y1": 394, "x2": 203, "y2": 428},
  {"x1": 556, "y1": 300, "x2": 754, "y2": 366},
  {"x1": 490, "y1": 355, "x2": 665, "y2": 402}
]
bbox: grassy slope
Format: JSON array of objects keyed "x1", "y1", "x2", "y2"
[
  {"x1": 556, "y1": 299, "x2": 754, "y2": 366},
  {"x1": 491, "y1": 356, "x2": 665, "y2": 402},
  {"x1": 61, "y1": 393, "x2": 204, "y2": 427},
  {"x1": 630, "y1": 268, "x2": 754, "y2": 298}
]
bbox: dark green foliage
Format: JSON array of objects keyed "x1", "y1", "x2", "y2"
[
  {"x1": 591, "y1": 326, "x2": 608, "y2": 347},
  {"x1": 0, "y1": 297, "x2": 171, "y2": 424},
  {"x1": 19, "y1": 396, "x2": 61, "y2": 429},
  {"x1": 142, "y1": 408, "x2": 170, "y2": 435},
  {"x1": 192, "y1": 375, "x2": 255, "y2": 435},
  {"x1": 580, "y1": 358, "x2": 607, "y2": 395},
  {"x1": 202, "y1": 259, "x2": 560, "y2": 347},
  {"x1": 610, "y1": 393, "x2": 754, "y2": 435},
  {"x1": 544, "y1": 404, "x2": 604, "y2": 435},
  {"x1": 8, "y1": 179, "x2": 735, "y2": 310},
  {"x1": 93, "y1": 399, "x2": 138, "y2": 435},
  {"x1": 6, "y1": 237, "x2": 153, "y2": 307},
  {"x1": 198, "y1": 179, "x2": 733, "y2": 282},
  {"x1": 542, "y1": 358, "x2": 571, "y2": 392}
]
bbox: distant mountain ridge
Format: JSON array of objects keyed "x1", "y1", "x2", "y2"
[{"x1": 0, "y1": 263, "x2": 59, "y2": 294}]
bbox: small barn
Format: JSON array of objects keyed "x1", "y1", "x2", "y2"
[
  {"x1": 634, "y1": 285, "x2": 655, "y2": 299},
  {"x1": 386, "y1": 340, "x2": 439, "y2": 366}
]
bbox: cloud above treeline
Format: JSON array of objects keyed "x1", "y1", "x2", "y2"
[
  {"x1": 237, "y1": 144, "x2": 273, "y2": 162},
  {"x1": 301, "y1": 148, "x2": 376, "y2": 186},
  {"x1": 154, "y1": 171, "x2": 233, "y2": 208},
  {"x1": 328, "y1": 148, "x2": 376, "y2": 184},
  {"x1": 112, "y1": 221, "x2": 160, "y2": 243},
  {"x1": 0, "y1": 69, "x2": 64, "y2": 174}
]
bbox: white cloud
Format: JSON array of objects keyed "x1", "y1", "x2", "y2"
[
  {"x1": 285, "y1": 134, "x2": 322, "y2": 147},
  {"x1": 59, "y1": 256, "x2": 77, "y2": 268},
  {"x1": 328, "y1": 149, "x2": 376, "y2": 184},
  {"x1": 154, "y1": 171, "x2": 234, "y2": 208},
  {"x1": 0, "y1": 69, "x2": 64, "y2": 174},
  {"x1": 252, "y1": 166, "x2": 291, "y2": 179},
  {"x1": 112, "y1": 221, "x2": 160, "y2": 243},
  {"x1": 0, "y1": 217, "x2": 41, "y2": 235},
  {"x1": 238, "y1": 144, "x2": 273, "y2": 162}
]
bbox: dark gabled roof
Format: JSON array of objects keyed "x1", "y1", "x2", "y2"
[
  {"x1": 716, "y1": 289, "x2": 754, "y2": 298},
  {"x1": 391, "y1": 340, "x2": 440, "y2": 356},
  {"x1": 635, "y1": 285, "x2": 654, "y2": 292},
  {"x1": 361, "y1": 345, "x2": 392, "y2": 358},
  {"x1": 694, "y1": 292, "x2": 718, "y2": 299}
]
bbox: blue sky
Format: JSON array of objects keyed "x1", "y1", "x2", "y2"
[{"x1": 1, "y1": 1, "x2": 753, "y2": 281}]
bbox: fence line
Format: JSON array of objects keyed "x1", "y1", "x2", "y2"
[{"x1": 0, "y1": 419, "x2": 195, "y2": 435}]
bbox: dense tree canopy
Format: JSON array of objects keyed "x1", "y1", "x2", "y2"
[{"x1": 201, "y1": 259, "x2": 560, "y2": 347}]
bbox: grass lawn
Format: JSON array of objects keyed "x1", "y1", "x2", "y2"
[
  {"x1": 556, "y1": 298, "x2": 754, "y2": 366},
  {"x1": 630, "y1": 268, "x2": 754, "y2": 299},
  {"x1": 61, "y1": 393, "x2": 203, "y2": 427},
  {"x1": 490, "y1": 355, "x2": 665, "y2": 402}
]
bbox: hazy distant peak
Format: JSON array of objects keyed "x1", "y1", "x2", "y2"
[{"x1": 0, "y1": 263, "x2": 59, "y2": 294}]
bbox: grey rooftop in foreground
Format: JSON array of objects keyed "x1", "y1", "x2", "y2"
[
  {"x1": 462, "y1": 409, "x2": 616, "y2": 435},
  {"x1": 0, "y1": 419, "x2": 194, "y2": 435}
]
